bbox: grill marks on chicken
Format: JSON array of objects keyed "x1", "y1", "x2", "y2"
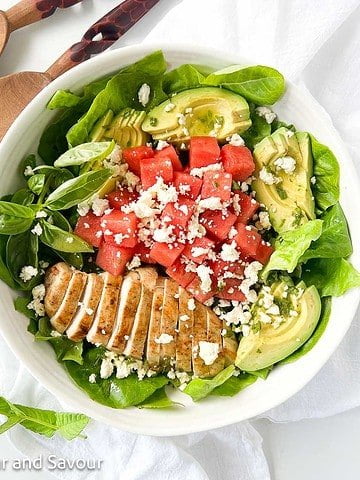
[{"x1": 44, "y1": 263, "x2": 238, "y2": 378}]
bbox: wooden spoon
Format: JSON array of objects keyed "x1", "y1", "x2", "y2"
[
  {"x1": 0, "y1": 0, "x2": 161, "y2": 140},
  {"x1": 0, "y1": 0, "x2": 85, "y2": 57}
]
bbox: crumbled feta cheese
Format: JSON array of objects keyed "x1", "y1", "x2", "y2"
[
  {"x1": 24, "y1": 165, "x2": 34, "y2": 177},
  {"x1": 310, "y1": 176, "x2": 316, "y2": 185},
  {"x1": 35, "y1": 210, "x2": 47, "y2": 219},
  {"x1": 88, "y1": 374, "x2": 97, "y2": 384},
  {"x1": 153, "y1": 224, "x2": 175, "y2": 243},
  {"x1": 191, "y1": 246, "x2": 209, "y2": 258},
  {"x1": 190, "y1": 163, "x2": 222, "y2": 178},
  {"x1": 256, "y1": 106, "x2": 277, "y2": 124},
  {"x1": 196, "y1": 264, "x2": 213, "y2": 293},
  {"x1": 50, "y1": 330, "x2": 62, "y2": 338},
  {"x1": 39, "y1": 260, "x2": 49, "y2": 269},
  {"x1": 156, "y1": 140, "x2": 169, "y2": 151},
  {"x1": 274, "y1": 156, "x2": 296, "y2": 174},
  {"x1": 124, "y1": 171, "x2": 140, "y2": 188},
  {"x1": 187, "y1": 298, "x2": 196, "y2": 311},
  {"x1": 259, "y1": 168, "x2": 280, "y2": 185},
  {"x1": 31, "y1": 223, "x2": 43, "y2": 236},
  {"x1": 65, "y1": 236, "x2": 74, "y2": 244},
  {"x1": 27, "y1": 283, "x2": 46, "y2": 317},
  {"x1": 198, "y1": 341, "x2": 219, "y2": 365},
  {"x1": 242, "y1": 324, "x2": 251, "y2": 337},
  {"x1": 77, "y1": 201, "x2": 90, "y2": 217},
  {"x1": 155, "y1": 333, "x2": 174, "y2": 344},
  {"x1": 220, "y1": 241, "x2": 240, "y2": 262},
  {"x1": 164, "y1": 102, "x2": 175, "y2": 112},
  {"x1": 138, "y1": 83, "x2": 151, "y2": 107},
  {"x1": 258, "y1": 211, "x2": 271, "y2": 230},
  {"x1": 127, "y1": 254, "x2": 141, "y2": 270},
  {"x1": 85, "y1": 307, "x2": 94, "y2": 316},
  {"x1": 227, "y1": 133, "x2": 245, "y2": 146},
  {"x1": 92, "y1": 196, "x2": 110, "y2": 216},
  {"x1": 19, "y1": 266, "x2": 38, "y2": 282},
  {"x1": 198, "y1": 197, "x2": 223, "y2": 211},
  {"x1": 100, "y1": 357, "x2": 114, "y2": 379},
  {"x1": 179, "y1": 314, "x2": 190, "y2": 322}
]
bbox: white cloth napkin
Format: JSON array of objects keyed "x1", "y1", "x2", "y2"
[{"x1": 1, "y1": 0, "x2": 360, "y2": 478}]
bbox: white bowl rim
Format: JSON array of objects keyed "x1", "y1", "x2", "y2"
[{"x1": 0, "y1": 42, "x2": 359, "y2": 436}]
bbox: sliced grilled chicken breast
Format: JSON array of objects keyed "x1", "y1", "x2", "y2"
[
  {"x1": 66, "y1": 273, "x2": 104, "y2": 342},
  {"x1": 207, "y1": 310, "x2": 225, "y2": 377},
  {"x1": 107, "y1": 272, "x2": 141, "y2": 354},
  {"x1": 44, "y1": 262, "x2": 72, "y2": 318},
  {"x1": 123, "y1": 267, "x2": 158, "y2": 359},
  {"x1": 86, "y1": 272, "x2": 122, "y2": 345},
  {"x1": 146, "y1": 277, "x2": 165, "y2": 368},
  {"x1": 159, "y1": 278, "x2": 179, "y2": 366},
  {"x1": 50, "y1": 271, "x2": 87, "y2": 333},
  {"x1": 222, "y1": 323, "x2": 238, "y2": 366},
  {"x1": 175, "y1": 287, "x2": 194, "y2": 372},
  {"x1": 192, "y1": 302, "x2": 210, "y2": 378}
]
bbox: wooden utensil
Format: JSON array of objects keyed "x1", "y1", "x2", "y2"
[
  {"x1": 0, "y1": 0, "x2": 161, "y2": 140},
  {"x1": 0, "y1": 0, "x2": 85, "y2": 57}
]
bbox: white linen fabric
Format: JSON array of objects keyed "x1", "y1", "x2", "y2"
[{"x1": 1, "y1": 0, "x2": 360, "y2": 478}]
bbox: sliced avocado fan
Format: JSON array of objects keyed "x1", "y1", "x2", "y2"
[
  {"x1": 142, "y1": 87, "x2": 251, "y2": 144},
  {"x1": 252, "y1": 128, "x2": 315, "y2": 234},
  {"x1": 235, "y1": 281, "x2": 321, "y2": 371}
]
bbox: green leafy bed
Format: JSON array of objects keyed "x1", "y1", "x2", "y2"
[{"x1": 0, "y1": 50, "x2": 359, "y2": 439}]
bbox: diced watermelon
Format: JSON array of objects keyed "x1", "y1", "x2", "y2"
[
  {"x1": 201, "y1": 170, "x2": 232, "y2": 202},
  {"x1": 173, "y1": 172, "x2": 203, "y2": 200},
  {"x1": 210, "y1": 258, "x2": 245, "y2": 278},
  {"x1": 96, "y1": 242, "x2": 134, "y2": 276},
  {"x1": 235, "y1": 192, "x2": 259, "y2": 224},
  {"x1": 216, "y1": 278, "x2": 246, "y2": 301},
  {"x1": 189, "y1": 137, "x2": 221, "y2": 168},
  {"x1": 133, "y1": 242, "x2": 155, "y2": 264},
  {"x1": 155, "y1": 145, "x2": 182, "y2": 171},
  {"x1": 220, "y1": 145, "x2": 255, "y2": 181},
  {"x1": 186, "y1": 276, "x2": 215, "y2": 303},
  {"x1": 166, "y1": 259, "x2": 196, "y2": 288},
  {"x1": 140, "y1": 157, "x2": 173, "y2": 189},
  {"x1": 254, "y1": 240, "x2": 274, "y2": 264},
  {"x1": 123, "y1": 146, "x2": 154, "y2": 176},
  {"x1": 161, "y1": 196, "x2": 196, "y2": 232},
  {"x1": 233, "y1": 224, "x2": 261, "y2": 258},
  {"x1": 74, "y1": 212, "x2": 103, "y2": 248},
  {"x1": 200, "y1": 210, "x2": 237, "y2": 241},
  {"x1": 183, "y1": 236, "x2": 216, "y2": 264},
  {"x1": 102, "y1": 211, "x2": 138, "y2": 248},
  {"x1": 107, "y1": 188, "x2": 138, "y2": 210},
  {"x1": 149, "y1": 242, "x2": 185, "y2": 268}
]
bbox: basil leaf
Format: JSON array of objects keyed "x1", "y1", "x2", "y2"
[
  {"x1": 28, "y1": 173, "x2": 46, "y2": 195},
  {"x1": 184, "y1": 365, "x2": 235, "y2": 401},
  {"x1": 45, "y1": 169, "x2": 112, "y2": 210},
  {"x1": 47, "y1": 210, "x2": 72, "y2": 232},
  {"x1": 11, "y1": 189, "x2": 35, "y2": 206},
  {"x1": 6, "y1": 230, "x2": 39, "y2": 290},
  {"x1": 0, "y1": 201, "x2": 35, "y2": 235},
  {"x1": 40, "y1": 221, "x2": 93, "y2": 253},
  {"x1": 0, "y1": 201, "x2": 35, "y2": 219},
  {"x1": 204, "y1": 65, "x2": 285, "y2": 105},
  {"x1": 0, "y1": 396, "x2": 89, "y2": 440},
  {"x1": 54, "y1": 250, "x2": 83, "y2": 270},
  {"x1": 14, "y1": 295, "x2": 38, "y2": 334},
  {"x1": 54, "y1": 141, "x2": 115, "y2": 168},
  {"x1": 210, "y1": 372, "x2": 258, "y2": 397},
  {"x1": 33, "y1": 165, "x2": 74, "y2": 191},
  {"x1": 47, "y1": 90, "x2": 82, "y2": 110},
  {"x1": 0, "y1": 236, "x2": 17, "y2": 289}
]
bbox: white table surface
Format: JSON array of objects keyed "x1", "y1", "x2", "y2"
[{"x1": 1, "y1": 1, "x2": 359, "y2": 479}]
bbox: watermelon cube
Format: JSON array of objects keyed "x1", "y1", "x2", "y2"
[
  {"x1": 220, "y1": 145, "x2": 255, "y2": 181},
  {"x1": 189, "y1": 137, "x2": 220, "y2": 168},
  {"x1": 201, "y1": 170, "x2": 232, "y2": 202}
]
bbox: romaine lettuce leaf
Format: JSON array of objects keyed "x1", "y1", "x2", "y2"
[
  {"x1": 262, "y1": 220, "x2": 323, "y2": 278},
  {"x1": 310, "y1": 134, "x2": 340, "y2": 212},
  {"x1": 302, "y1": 258, "x2": 360, "y2": 297},
  {"x1": 203, "y1": 65, "x2": 285, "y2": 105},
  {"x1": 242, "y1": 104, "x2": 271, "y2": 149},
  {"x1": 210, "y1": 372, "x2": 258, "y2": 397},
  {"x1": 47, "y1": 90, "x2": 82, "y2": 110},
  {"x1": 183, "y1": 365, "x2": 235, "y2": 401},
  {"x1": 163, "y1": 64, "x2": 205, "y2": 94},
  {"x1": 138, "y1": 387, "x2": 177, "y2": 409},
  {"x1": 66, "y1": 51, "x2": 167, "y2": 147}
]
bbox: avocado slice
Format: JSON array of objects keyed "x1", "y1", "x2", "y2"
[
  {"x1": 90, "y1": 108, "x2": 149, "y2": 148},
  {"x1": 142, "y1": 87, "x2": 251, "y2": 143},
  {"x1": 252, "y1": 128, "x2": 315, "y2": 234},
  {"x1": 235, "y1": 281, "x2": 321, "y2": 371}
]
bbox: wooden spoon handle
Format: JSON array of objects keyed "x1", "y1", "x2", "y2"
[
  {"x1": 5, "y1": 0, "x2": 84, "y2": 32},
  {"x1": 45, "y1": 0, "x2": 160, "y2": 80}
]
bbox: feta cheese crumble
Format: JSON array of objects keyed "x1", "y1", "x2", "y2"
[
  {"x1": 198, "y1": 341, "x2": 219, "y2": 365},
  {"x1": 156, "y1": 140, "x2": 169, "y2": 151},
  {"x1": 196, "y1": 264, "x2": 213, "y2": 293},
  {"x1": 227, "y1": 133, "x2": 245, "y2": 146},
  {"x1": 24, "y1": 165, "x2": 34, "y2": 177},
  {"x1": 19, "y1": 266, "x2": 38, "y2": 282},
  {"x1": 220, "y1": 241, "x2": 240, "y2": 262},
  {"x1": 138, "y1": 83, "x2": 151, "y2": 107},
  {"x1": 259, "y1": 168, "x2": 280, "y2": 185},
  {"x1": 274, "y1": 156, "x2": 296, "y2": 174},
  {"x1": 31, "y1": 223, "x2": 43, "y2": 236},
  {"x1": 92, "y1": 196, "x2": 110, "y2": 217},
  {"x1": 256, "y1": 106, "x2": 277, "y2": 124},
  {"x1": 155, "y1": 333, "x2": 174, "y2": 344},
  {"x1": 27, "y1": 283, "x2": 46, "y2": 317}
]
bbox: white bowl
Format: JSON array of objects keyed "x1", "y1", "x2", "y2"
[{"x1": 0, "y1": 44, "x2": 359, "y2": 436}]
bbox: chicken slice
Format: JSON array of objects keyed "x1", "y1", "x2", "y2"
[
  {"x1": 206, "y1": 310, "x2": 225, "y2": 377},
  {"x1": 86, "y1": 272, "x2": 122, "y2": 346},
  {"x1": 66, "y1": 273, "x2": 104, "y2": 342},
  {"x1": 192, "y1": 301, "x2": 210, "y2": 378},
  {"x1": 49, "y1": 271, "x2": 87, "y2": 333},
  {"x1": 159, "y1": 278, "x2": 179, "y2": 366},
  {"x1": 123, "y1": 267, "x2": 158, "y2": 360},
  {"x1": 146, "y1": 277, "x2": 165, "y2": 368},
  {"x1": 44, "y1": 262, "x2": 72, "y2": 319},
  {"x1": 107, "y1": 272, "x2": 141, "y2": 354},
  {"x1": 222, "y1": 322, "x2": 238, "y2": 366},
  {"x1": 175, "y1": 287, "x2": 194, "y2": 372}
]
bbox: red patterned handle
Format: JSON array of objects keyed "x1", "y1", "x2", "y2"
[
  {"x1": 5, "y1": 0, "x2": 84, "y2": 32},
  {"x1": 46, "y1": 0, "x2": 161, "y2": 79}
]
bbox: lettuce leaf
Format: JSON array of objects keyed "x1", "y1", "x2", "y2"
[
  {"x1": 302, "y1": 258, "x2": 360, "y2": 297},
  {"x1": 183, "y1": 365, "x2": 235, "y2": 401},
  {"x1": 242, "y1": 104, "x2": 271, "y2": 149},
  {"x1": 66, "y1": 51, "x2": 167, "y2": 147},
  {"x1": 203, "y1": 65, "x2": 285, "y2": 105},
  {"x1": 210, "y1": 372, "x2": 258, "y2": 397},
  {"x1": 47, "y1": 90, "x2": 82, "y2": 110},
  {"x1": 310, "y1": 134, "x2": 340, "y2": 212},
  {"x1": 138, "y1": 387, "x2": 177, "y2": 409},
  {"x1": 300, "y1": 203, "x2": 352, "y2": 262},
  {"x1": 262, "y1": 220, "x2": 323, "y2": 278},
  {"x1": 65, "y1": 346, "x2": 168, "y2": 408},
  {"x1": 163, "y1": 64, "x2": 205, "y2": 94},
  {"x1": 280, "y1": 297, "x2": 332, "y2": 364}
]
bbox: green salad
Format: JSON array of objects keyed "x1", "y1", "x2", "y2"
[{"x1": 1, "y1": 50, "x2": 359, "y2": 411}]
